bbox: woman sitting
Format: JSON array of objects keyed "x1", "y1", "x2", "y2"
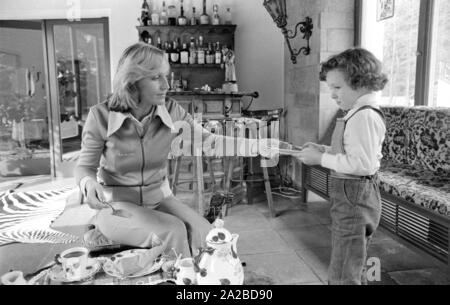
[{"x1": 76, "y1": 42, "x2": 279, "y2": 258}]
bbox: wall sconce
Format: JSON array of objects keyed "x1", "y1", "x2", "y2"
[{"x1": 263, "y1": 0, "x2": 313, "y2": 64}]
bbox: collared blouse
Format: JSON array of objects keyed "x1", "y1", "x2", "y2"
[{"x1": 75, "y1": 98, "x2": 258, "y2": 206}]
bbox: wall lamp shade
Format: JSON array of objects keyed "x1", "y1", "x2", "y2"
[{"x1": 263, "y1": 0, "x2": 313, "y2": 64}]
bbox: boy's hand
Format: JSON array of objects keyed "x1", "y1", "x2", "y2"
[{"x1": 295, "y1": 147, "x2": 323, "y2": 166}]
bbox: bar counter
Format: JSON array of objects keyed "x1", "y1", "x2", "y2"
[{"x1": 168, "y1": 91, "x2": 259, "y2": 119}]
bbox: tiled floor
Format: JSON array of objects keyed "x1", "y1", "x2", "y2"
[{"x1": 1, "y1": 176, "x2": 449, "y2": 285}]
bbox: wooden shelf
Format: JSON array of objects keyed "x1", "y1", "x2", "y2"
[
  {"x1": 168, "y1": 91, "x2": 258, "y2": 98},
  {"x1": 137, "y1": 24, "x2": 235, "y2": 91},
  {"x1": 170, "y1": 64, "x2": 222, "y2": 69},
  {"x1": 137, "y1": 25, "x2": 236, "y2": 30}
]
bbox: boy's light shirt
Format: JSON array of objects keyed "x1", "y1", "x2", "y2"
[{"x1": 320, "y1": 93, "x2": 386, "y2": 176}]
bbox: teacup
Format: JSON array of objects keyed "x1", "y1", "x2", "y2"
[
  {"x1": 1, "y1": 270, "x2": 28, "y2": 285},
  {"x1": 174, "y1": 258, "x2": 197, "y2": 285},
  {"x1": 58, "y1": 247, "x2": 89, "y2": 281}
]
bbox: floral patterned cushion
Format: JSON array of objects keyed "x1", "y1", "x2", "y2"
[
  {"x1": 381, "y1": 107, "x2": 409, "y2": 164},
  {"x1": 379, "y1": 161, "x2": 450, "y2": 218},
  {"x1": 405, "y1": 107, "x2": 450, "y2": 172},
  {"x1": 381, "y1": 107, "x2": 450, "y2": 172}
]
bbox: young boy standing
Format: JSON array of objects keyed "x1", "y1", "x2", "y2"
[{"x1": 296, "y1": 48, "x2": 388, "y2": 285}]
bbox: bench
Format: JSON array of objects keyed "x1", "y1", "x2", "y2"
[{"x1": 301, "y1": 106, "x2": 450, "y2": 270}]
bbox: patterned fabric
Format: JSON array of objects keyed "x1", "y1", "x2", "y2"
[
  {"x1": 379, "y1": 107, "x2": 450, "y2": 218},
  {"x1": 405, "y1": 107, "x2": 450, "y2": 172},
  {"x1": 381, "y1": 107, "x2": 409, "y2": 164},
  {"x1": 379, "y1": 161, "x2": 450, "y2": 217},
  {"x1": 381, "y1": 107, "x2": 450, "y2": 172},
  {"x1": 0, "y1": 188, "x2": 79, "y2": 245}
]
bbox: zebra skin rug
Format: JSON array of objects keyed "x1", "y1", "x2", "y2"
[{"x1": 0, "y1": 188, "x2": 80, "y2": 246}]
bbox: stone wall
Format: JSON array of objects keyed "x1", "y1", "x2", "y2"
[{"x1": 283, "y1": 0, "x2": 355, "y2": 187}]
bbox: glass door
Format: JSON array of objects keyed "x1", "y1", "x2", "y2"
[
  {"x1": 44, "y1": 18, "x2": 110, "y2": 177},
  {"x1": 0, "y1": 21, "x2": 51, "y2": 178}
]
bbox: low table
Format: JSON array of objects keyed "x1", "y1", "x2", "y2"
[{"x1": 27, "y1": 257, "x2": 176, "y2": 285}]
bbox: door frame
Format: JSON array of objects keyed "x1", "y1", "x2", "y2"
[{"x1": 42, "y1": 17, "x2": 111, "y2": 177}]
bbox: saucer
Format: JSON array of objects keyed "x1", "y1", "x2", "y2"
[
  {"x1": 103, "y1": 249, "x2": 165, "y2": 279},
  {"x1": 48, "y1": 258, "x2": 101, "y2": 283}
]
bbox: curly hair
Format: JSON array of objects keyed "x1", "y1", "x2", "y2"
[
  {"x1": 109, "y1": 42, "x2": 169, "y2": 112},
  {"x1": 319, "y1": 48, "x2": 388, "y2": 91}
]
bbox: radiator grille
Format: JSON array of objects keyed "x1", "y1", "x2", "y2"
[
  {"x1": 380, "y1": 197, "x2": 449, "y2": 264},
  {"x1": 305, "y1": 166, "x2": 331, "y2": 198}
]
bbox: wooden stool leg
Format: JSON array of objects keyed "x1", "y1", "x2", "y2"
[
  {"x1": 207, "y1": 157, "x2": 216, "y2": 193},
  {"x1": 225, "y1": 157, "x2": 234, "y2": 193},
  {"x1": 262, "y1": 164, "x2": 276, "y2": 217},
  {"x1": 239, "y1": 156, "x2": 248, "y2": 205},
  {"x1": 222, "y1": 157, "x2": 235, "y2": 217},
  {"x1": 172, "y1": 156, "x2": 182, "y2": 196},
  {"x1": 194, "y1": 156, "x2": 205, "y2": 216}
]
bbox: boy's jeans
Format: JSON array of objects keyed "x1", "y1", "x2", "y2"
[{"x1": 328, "y1": 175, "x2": 382, "y2": 285}]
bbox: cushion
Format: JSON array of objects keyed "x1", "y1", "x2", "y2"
[
  {"x1": 379, "y1": 161, "x2": 450, "y2": 218},
  {"x1": 381, "y1": 107, "x2": 409, "y2": 164},
  {"x1": 381, "y1": 106, "x2": 450, "y2": 172},
  {"x1": 405, "y1": 107, "x2": 450, "y2": 172}
]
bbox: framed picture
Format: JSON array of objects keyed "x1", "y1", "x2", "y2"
[{"x1": 377, "y1": 0, "x2": 395, "y2": 21}]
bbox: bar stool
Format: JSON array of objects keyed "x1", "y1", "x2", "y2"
[
  {"x1": 168, "y1": 120, "x2": 226, "y2": 216},
  {"x1": 221, "y1": 117, "x2": 277, "y2": 218}
]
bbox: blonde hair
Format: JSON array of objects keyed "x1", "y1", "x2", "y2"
[{"x1": 109, "y1": 42, "x2": 168, "y2": 112}]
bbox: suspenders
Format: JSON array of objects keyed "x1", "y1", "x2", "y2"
[
  {"x1": 344, "y1": 105, "x2": 386, "y2": 127},
  {"x1": 329, "y1": 105, "x2": 386, "y2": 180}
]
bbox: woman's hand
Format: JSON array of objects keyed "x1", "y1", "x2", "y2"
[
  {"x1": 257, "y1": 138, "x2": 281, "y2": 159},
  {"x1": 301, "y1": 142, "x2": 326, "y2": 153},
  {"x1": 84, "y1": 179, "x2": 108, "y2": 210}
]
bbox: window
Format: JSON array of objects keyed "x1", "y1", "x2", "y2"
[
  {"x1": 359, "y1": 0, "x2": 450, "y2": 107},
  {"x1": 429, "y1": 0, "x2": 450, "y2": 107}
]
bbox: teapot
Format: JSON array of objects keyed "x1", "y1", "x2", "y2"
[{"x1": 194, "y1": 219, "x2": 244, "y2": 285}]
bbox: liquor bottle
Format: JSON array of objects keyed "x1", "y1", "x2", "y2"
[
  {"x1": 206, "y1": 42, "x2": 214, "y2": 64},
  {"x1": 170, "y1": 72, "x2": 175, "y2": 90},
  {"x1": 168, "y1": 0, "x2": 177, "y2": 26},
  {"x1": 190, "y1": 7, "x2": 198, "y2": 25},
  {"x1": 160, "y1": 1, "x2": 168, "y2": 25},
  {"x1": 189, "y1": 37, "x2": 197, "y2": 64},
  {"x1": 157, "y1": 36, "x2": 162, "y2": 49},
  {"x1": 215, "y1": 42, "x2": 222, "y2": 64},
  {"x1": 212, "y1": 4, "x2": 220, "y2": 25},
  {"x1": 178, "y1": 0, "x2": 187, "y2": 25},
  {"x1": 197, "y1": 36, "x2": 205, "y2": 64},
  {"x1": 151, "y1": 2, "x2": 160, "y2": 25},
  {"x1": 163, "y1": 42, "x2": 170, "y2": 62},
  {"x1": 204, "y1": 42, "x2": 211, "y2": 64},
  {"x1": 179, "y1": 73, "x2": 186, "y2": 91},
  {"x1": 200, "y1": 0, "x2": 210, "y2": 25},
  {"x1": 166, "y1": 41, "x2": 173, "y2": 62},
  {"x1": 141, "y1": 0, "x2": 150, "y2": 26},
  {"x1": 180, "y1": 43, "x2": 189, "y2": 64},
  {"x1": 210, "y1": 43, "x2": 216, "y2": 64},
  {"x1": 225, "y1": 7, "x2": 232, "y2": 24},
  {"x1": 170, "y1": 40, "x2": 180, "y2": 64},
  {"x1": 143, "y1": 33, "x2": 153, "y2": 44}
]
